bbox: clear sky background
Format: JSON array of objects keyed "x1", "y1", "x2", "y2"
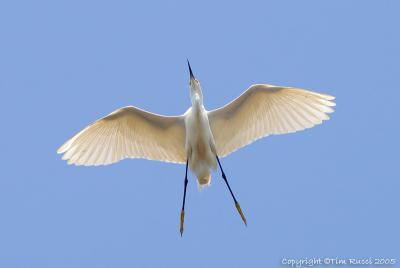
[{"x1": 0, "y1": 1, "x2": 399, "y2": 267}]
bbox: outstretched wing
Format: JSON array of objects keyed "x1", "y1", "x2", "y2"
[
  {"x1": 208, "y1": 84, "x2": 335, "y2": 157},
  {"x1": 57, "y1": 106, "x2": 186, "y2": 166}
]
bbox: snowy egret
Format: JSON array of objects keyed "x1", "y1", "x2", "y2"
[{"x1": 57, "y1": 61, "x2": 335, "y2": 235}]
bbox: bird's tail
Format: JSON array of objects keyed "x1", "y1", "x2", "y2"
[{"x1": 197, "y1": 173, "x2": 211, "y2": 188}]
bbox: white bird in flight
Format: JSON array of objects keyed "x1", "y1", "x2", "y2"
[{"x1": 58, "y1": 61, "x2": 335, "y2": 235}]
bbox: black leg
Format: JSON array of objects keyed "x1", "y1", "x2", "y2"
[
  {"x1": 216, "y1": 156, "x2": 247, "y2": 226},
  {"x1": 180, "y1": 159, "x2": 189, "y2": 236}
]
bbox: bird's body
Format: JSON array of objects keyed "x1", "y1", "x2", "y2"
[
  {"x1": 184, "y1": 100, "x2": 217, "y2": 187},
  {"x1": 57, "y1": 61, "x2": 335, "y2": 235}
]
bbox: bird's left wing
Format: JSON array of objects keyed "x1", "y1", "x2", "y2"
[
  {"x1": 57, "y1": 106, "x2": 186, "y2": 166},
  {"x1": 208, "y1": 84, "x2": 335, "y2": 157}
]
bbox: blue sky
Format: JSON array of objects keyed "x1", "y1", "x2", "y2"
[{"x1": 0, "y1": 0, "x2": 399, "y2": 267}]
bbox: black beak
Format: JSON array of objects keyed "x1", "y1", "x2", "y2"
[{"x1": 187, "y1": 59, "x2": 195, "y2": 80}]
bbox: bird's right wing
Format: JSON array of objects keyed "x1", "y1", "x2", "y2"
[
  {"x1": 208, "y1": 84, "x2": 335, "y2": 157},
  {"x1": 57, "y1": 106, "x2": 186, "y2": 166}
]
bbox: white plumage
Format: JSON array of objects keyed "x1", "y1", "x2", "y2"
[
  {"x1": 58, "y1": 84, "x2": 335, "y2": 176},
  {"x1": 209, "y1": 84, "x2": 335, "y2": 157},
  {"x1": 57, "y1": 61, "x2": 335, "y2": 234},
  {"x1": 58, "y1": 107, "x2": 186, "y2": 165}
]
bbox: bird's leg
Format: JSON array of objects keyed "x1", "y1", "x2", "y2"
[
  {"x1": 180, "y1": 159, "x2": 189, "y2": 236},
  {"x1": 216, "y1": 156, "x2": 247, "y2": 226}
]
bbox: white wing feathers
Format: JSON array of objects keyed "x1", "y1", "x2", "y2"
[
  {"x1": 208, "y1": 84, "x2": 335, "y2": 157},
  {"x1": 57, "y1": 106, "x2": 186, "y2": 166}
]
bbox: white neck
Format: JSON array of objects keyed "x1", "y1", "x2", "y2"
[
  {"x1": 189, "y1": 79, "x2": 204, "y2": 111},
  {"x1": 191, "y1": 93, "x2": 203, "y2": 111}
]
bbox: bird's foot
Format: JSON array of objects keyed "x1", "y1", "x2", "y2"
[
  {"x1": 180, "y1": 209, "x2": 185, "y2": 236},
  {"x1": 235, "y1": 202, "x2": 247, "y2": 226}
]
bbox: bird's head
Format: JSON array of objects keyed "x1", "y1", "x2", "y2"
[{"x1": 187, "y1": 60, "x2": 203, "y2": 103}]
